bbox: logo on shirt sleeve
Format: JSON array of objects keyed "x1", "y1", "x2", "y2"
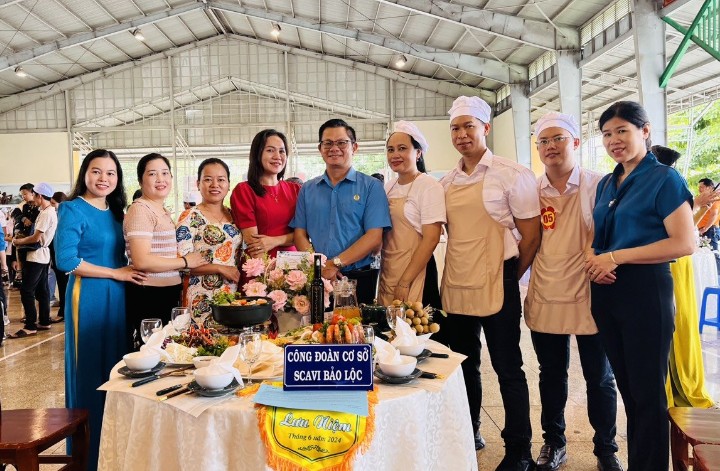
[{"x1": 541, "y1": 206, "x2": 556, "y2": 230}]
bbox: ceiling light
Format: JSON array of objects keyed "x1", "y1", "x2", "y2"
[
  {"x1": 395, "y1": 54, "x2": 407, "y2": 68},
  {"x1": 132, "y1": 29, "x2": 145, "y2": 41},
  {"x1": 14, "y1": 66, "x2": 27, "y2": 78},
  {"x1": 271, "y1": 23, "x2": 281, "y2": 38}
]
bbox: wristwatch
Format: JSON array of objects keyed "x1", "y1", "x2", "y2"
[{"x1": 332, "y1": 257, "x2": 344, "y2": 269}]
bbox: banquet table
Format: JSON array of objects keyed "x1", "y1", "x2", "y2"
[
  {"x1": 692, "y1": 249, "x2": 719, "y2": 311},
  {"x1": 97, "y1": 341, "x2": 477, "y2": 471}
]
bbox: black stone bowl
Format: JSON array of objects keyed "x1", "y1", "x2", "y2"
[{"x1": 211, "y1": 296, "x2": 273, "y2": 328}]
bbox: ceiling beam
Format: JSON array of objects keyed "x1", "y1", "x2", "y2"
[
  {"x1": 375, "y1": 0, "x2": 579, "y2": 50},
  {"x1": 0, "y1": 1, "x2": 205, "y2": 73},
  {"x1": 209, "y1": 0, "x2": 527, "y2": 84}
]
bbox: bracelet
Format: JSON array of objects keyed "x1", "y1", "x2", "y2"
[
  {"x1": 609, "y1": 252, "x2": 618, "y2": 265},
  {"x1": 181, "y1": 256, "x2": 188, "y2": 269}
]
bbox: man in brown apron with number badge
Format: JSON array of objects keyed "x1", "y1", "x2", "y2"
[
  {"x1": 436, "y1": 96, "x2": 541, "y2": 471},
  {"x1": 524, "y1": 112, "x2": 621, "y2": 471}
]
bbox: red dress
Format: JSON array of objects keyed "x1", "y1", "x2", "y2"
[{"x1": 230, "y1": 180, "x2": 301, "y2": 258}]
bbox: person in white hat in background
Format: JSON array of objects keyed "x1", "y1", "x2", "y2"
[
  {"x1": 435, "y1": 96, "x2": 540, "y2": 470},
  {"x1": 524, "y1": 112, "x2": 622, "y2": 471},
  {"x1": 8, "y1": 182, "x2": 58, "y2": 338},
  {"x1": 183, "y1": 190, "x2": 201, "y2": 211},
  {"x1": 377, "y1": 121, "x2": 446, "y2": 309}
]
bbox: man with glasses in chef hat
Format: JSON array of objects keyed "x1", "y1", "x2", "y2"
[
  {"x1": 435, "y1": 96, "x2": 540, "y2": 470},
  {"x1": 524, "y1": 112, "x2": 621, "y2": 471}
]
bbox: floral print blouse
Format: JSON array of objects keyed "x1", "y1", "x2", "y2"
[{"x1": 176, "y1": 207, "x2": 243, "y2": 317}]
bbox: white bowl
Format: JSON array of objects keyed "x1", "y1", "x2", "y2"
[
  {"x1": 396, "y1": 343, "x2": 425, "y2": 357},
  {"x1": 378, "y1": 355, "x2": 417, "y2": 377},
  {"x1": 123, "y1": 352, "x2": 161, "y2": 371},
  {"x1": 194, "y1": 368, "x2": 234, "y2": 389},
  {"x1": 193, "y1": 356, "x2": 217, "y2": 369}
]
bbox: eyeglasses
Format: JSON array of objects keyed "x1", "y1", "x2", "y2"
[
  {"x1": 320, "y1": 139, "x2": 353, "y2": 150},
  {"x1": 536, "y1": 136, "x2": 571, "y2": 148}
]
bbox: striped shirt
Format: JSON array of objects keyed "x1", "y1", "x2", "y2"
[{"x1": 124, "y1": 199, "x2": 181, "y2": 286}]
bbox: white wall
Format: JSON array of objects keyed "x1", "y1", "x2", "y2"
[
  {"x1": 0, "y1": 132, "x2": 72, "y2": 194},
  {"x1": 414, "y1": 119, "x2": 458, "y2": 175},
  {"x1": 491, "y1": 110, "x2": 517, "y2": 162}
]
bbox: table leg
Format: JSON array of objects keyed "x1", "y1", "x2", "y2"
[
  {"x1": 71, "y1": 420, "x2": 90, "y2": 471},
  {"x1": 670, "y1": 424, "x2": 689, "y2": 471},
  {"x1": 14, "y1": 449, "x2": 40, "y2": 471}
]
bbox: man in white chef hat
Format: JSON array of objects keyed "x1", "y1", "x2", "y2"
[
  {"x1": 183, "y1": 191, "x2": 201, "y2": 210},
  {"x1": 524, "y1": 112, "x2": 621, "y2": 471},
  {"x1": 435, "y1": 96, "x2": 540, "y2": 469}
]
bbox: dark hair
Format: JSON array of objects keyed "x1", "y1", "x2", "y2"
[
  {"x1": 132, "y1": 189, "x2": 142, "y2": 201},
  {"x1": 51, "y1": 192, "x2": 66, "y2": 203},
  {"x1": 370, "y1": 173, "x2": 385, "y2": 183},
  {"x1": 651, "y1": 145, "x2": 681, "y2": 167},
  {"x1": 699, "y1": 177, "x2": 714, "y2": 188},
  {"x1": 68, "y1": 149, "x2": 128, "y2": 222},
  {"x1": 286, "y1": 176, "x2": 304, "y2": 186},
  {"x1": 19, "y1": 183, "x2": 33, "y2": 192},
  {"x1": 598, "y1": 101, "x2": 651, "y2": 150},
  {"x1": 318, "y1": 118, "x2": 356, "y2": 143},
  {"x1": 10, "y1": 208, "x2": 21, "y2": 219},
  {"x1": 247, "y1": 129, "x2": 289, "y2": 197},
  {"x1": 197, "y1": 158, "x2": 230, "y2": 181},
  {"x1": 137, "y1": 153, "x2": 172, "y2": 184},
  {"x1": 388, "y1": 132, "x2": 428, "y2": 173}
]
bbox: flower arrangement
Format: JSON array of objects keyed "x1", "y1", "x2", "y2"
[{"x1": 240, "y1": 253, "x2": 333, "y2": 317}]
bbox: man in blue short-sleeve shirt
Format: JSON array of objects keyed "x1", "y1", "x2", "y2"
[{"x1": 291, "y1": 118, "x2": 391, "y2": 305}]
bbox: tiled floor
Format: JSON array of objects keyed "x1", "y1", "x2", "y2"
[{"x1": 1, "y1": 287, "x2": 719, "y2": 470}]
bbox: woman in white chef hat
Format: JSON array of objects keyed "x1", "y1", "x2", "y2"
[{"x1": 377, "y1": 121, "x2": 446, "y2": 311}]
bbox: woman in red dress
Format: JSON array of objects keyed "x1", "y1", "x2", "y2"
[{"x1": 231, "y1": 129, "x2": 301, "y2": 259}]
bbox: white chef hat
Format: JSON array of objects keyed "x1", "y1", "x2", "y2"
[
  {"x1": 183, "y1": 191, "x2": 201, "y2": 204},
  {"x1": 392, "y1": 121, "x2": 429, "y2": 154},
  {"x1": 448, "y1": 96, "x2": 492, "y2": 123},
  {"x1": 534, "y1": 112, "x2": 580, "y2": 139}
]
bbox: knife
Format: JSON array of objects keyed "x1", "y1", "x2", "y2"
[
  {"x1": 158, "y1": 386, "x2": 190, "y2": 401},
  {"x1": 420, "y1": 370, "x2": 444, "y2": 379},
  {"x1": 429, "y1": 352, "x2": 449, "y2": 358},
  {"x1": 131, "y1": 365, "x2": 194, "y2": 387}
]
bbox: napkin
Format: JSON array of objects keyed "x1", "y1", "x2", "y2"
[
  {"x1": 392, "y1": 316, "x2": 421, "y2": 347},
  {"x1": 199, "y1": 345, "x2": 243, "y2": 385},
  {"x1": 234, "y1": 340, "x2": 283, "y2": 378},
  {"x1": 374, "y1": 337, "x2": 401, "y2": 364},
  {"x1": 140, "y1": 329, "x2": 172, "y2": 362}
]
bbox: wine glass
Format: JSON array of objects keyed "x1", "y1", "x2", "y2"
[
  {"x1": 362, "y1": 325, "x2": 375, "y2": 345},
  {"x1": 239, "y1": 332, "x2": 263, "y2": 384},
  {"x1": 140, "y1": 318, "x2": 162, "y2": 344},
  {"x1": 385, "y1": 305, "x2": 405, "y2": 334},
  {"x1": 171, "y1": 307, "x2": 191, "y2": 332}
]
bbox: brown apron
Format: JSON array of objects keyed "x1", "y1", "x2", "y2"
[
  {"x1": 378, "y1": 180, "x2": 425, "y2": 305},
  {"x1": 441, "y1": 181, "x2": 505, "y2": 316},
  {"x1": 524, "y1": 175, "x2": 597, "y2": 334}
]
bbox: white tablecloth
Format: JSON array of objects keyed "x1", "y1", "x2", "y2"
[
  {"x1": 98, "y1": 342, "x2": 477, "y2": 471},
  {"x1": 692, "y1": 250, "x2": 719, "y2": 311}
]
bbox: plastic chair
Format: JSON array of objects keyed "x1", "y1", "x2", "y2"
[{"x1": 699, "y1": 286, "x2": 720, "y2": 334}]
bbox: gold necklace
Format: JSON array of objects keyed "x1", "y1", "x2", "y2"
[
  {"x1": 199, "y1": 204, "x2": 228, "y2": 225},
  {"x1": 266, "y1": 186, "x2": 279, "y2": 203}
]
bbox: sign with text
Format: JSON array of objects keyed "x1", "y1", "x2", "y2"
[
  {"x1": 283, "y1": 344, "x2": 373, "y2": 391},
  {"x1": 276, "y1": 251, "x2": 310, "y2": 269}
]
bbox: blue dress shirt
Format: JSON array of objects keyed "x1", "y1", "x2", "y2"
[
  {"x1": 290, "y1": 167, "x2": 391, "y2": 271},
  {"x1": 593, "y1": 153, "x2": 692, "y2": 254}
]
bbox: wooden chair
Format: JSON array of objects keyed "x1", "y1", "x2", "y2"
[
  {"x1": 669, "y1": 407, "x2": 720, "y2": 471},
  {"x1": 693, "y1": 444, "x2": 720, "y2": 471},
  {"x1": 0, "y1": 408, "x2": 89, "y2": 471}
]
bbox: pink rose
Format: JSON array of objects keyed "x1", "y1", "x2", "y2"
[
  {"x1": 323, "y1": 278, "x2": 333, "y2": 294},
  {"x1": 324, "y1": 292, "x2": 331, "y2": 309},
  {"x1": 268, "y1": 268, "x2": 284, "y2": 283},
  {"x1": 292, "y1": 295, "x2": 310, "y2": 315},
  {"x1": 306, "y1": 252, "x2": 328, "y2": 267},
  {"x1": 285, "y1": 270, "x2": 308, "y2": 291},
  {"x1": 243, "y1": 281, "x2": 267, "y2": 297},
  {"x1": 242, "y1": 258, "x2": 266, "y2": 277},
  {"x1": 267, "y1": 290, "x2": 288, "y2": 312}
]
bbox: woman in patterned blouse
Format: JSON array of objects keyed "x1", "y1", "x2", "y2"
[{"x1": 176, "y1": 158, "x2": 243, "y2": 319}]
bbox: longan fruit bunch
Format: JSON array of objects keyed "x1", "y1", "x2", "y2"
[{"x1": 391, "y1": 299, "x2": 441, "y2": 335}]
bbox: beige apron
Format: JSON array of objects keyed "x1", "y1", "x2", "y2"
[
  {"x1": 441, "y1": 181, "x2": 505, "y2": 316},
  {"x1": 378, "y1": 180, "x2": 425, "y2": 306},
  {"x1": 524, "y1": 175, "x2": 597, "y2": 334}
]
